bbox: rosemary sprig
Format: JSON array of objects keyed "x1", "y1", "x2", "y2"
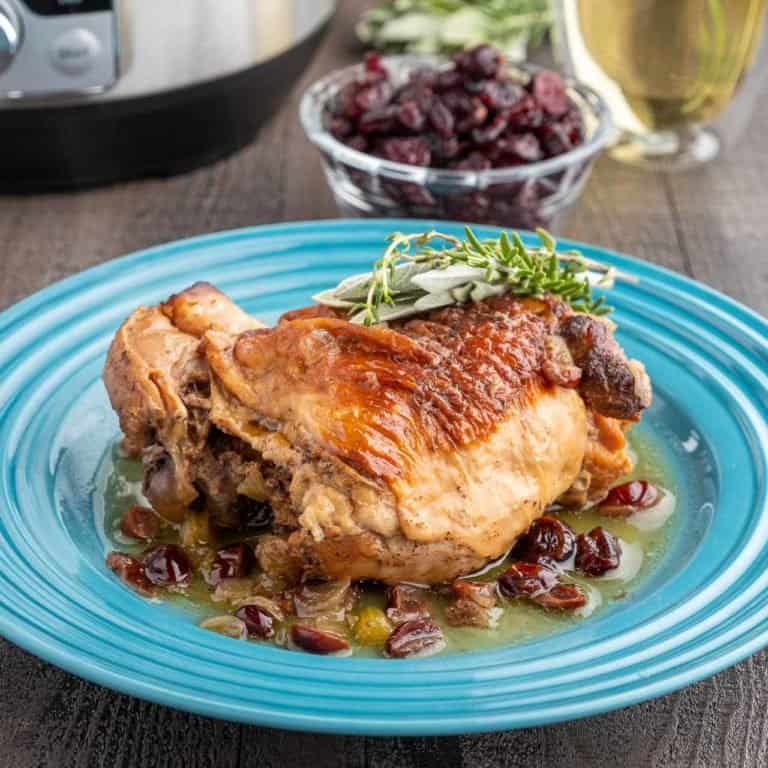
[{"x1": 313, "y1": 227, "x2": 632, "y2": 326}]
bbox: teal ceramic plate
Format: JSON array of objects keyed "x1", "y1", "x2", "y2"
[{"x1": 0, "y1": 220, "x2": 766, "y2": 735}]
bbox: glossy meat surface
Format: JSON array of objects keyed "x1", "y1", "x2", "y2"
[
  {"x1": 103, "y1": 284, "x2": 651, "y2": 583},
  {"x1": 223, "y1": 296, "x2": 560, "y2": 477}
]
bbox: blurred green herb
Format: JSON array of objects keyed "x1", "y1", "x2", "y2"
[
  {"x1": 357, "y1": 0, "x2": 551, "y2": 60},
  {"x1": 314, "y1": 227, "x2": 629, "y2": 326}
]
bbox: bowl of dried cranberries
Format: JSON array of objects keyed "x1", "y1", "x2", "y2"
[{"x1": 300, "y1": 46, "x2": 612, "y2": 230}]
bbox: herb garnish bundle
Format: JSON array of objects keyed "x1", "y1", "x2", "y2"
[{"x1": 314, "y1": 227, "x2": 625, "y2": 326}]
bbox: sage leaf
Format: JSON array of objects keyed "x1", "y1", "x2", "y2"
[
  {"x1": 469, "y1": 282, "x2": 508, "y2": 302},
  {"x1": 411, "y1": 264, "x2": 486, "y2": 293},
  {"x1": 349, "y1": 301, "x2": 425, "y2": 325},
  {"x1": 330, "y1": 272, "x2": 375, "y2": 301},
  {"x1": 311, "y1": 288, "x2": 357, "y2": 309},
  {"x1": 413, "y1": 292, "x2": 455, "y2": 311}
]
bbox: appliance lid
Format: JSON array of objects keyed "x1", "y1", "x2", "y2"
[{"x1": 0, "y1": 0, "x2": 336, "y2": 108}]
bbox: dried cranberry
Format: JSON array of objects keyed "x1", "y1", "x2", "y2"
[
  {"x1": 505, "y1": 133, "x2": 544, "y2": 164},
  {"x1": 378, "y1": 137, "x2": 431, "y2": 166},
  {"x1": 498, "y1": 561, "x2": 558, "y2": 599},
  {"x1": 479, "y1": 80, "x2": 524, "y2": 111},
  {"x1": 440, "y1": 88, "x2": 473, "y2": 115},
  {"x1": 106, "y1": 551, "x2": 155, "y2": 596},
  {"x1": 392, "y1": 181, "x2": 437, "y2": 207},
  {"x1": 385, "y1": 618, "x2": 445, "y2": 658},
  {"x1": 513, "y1": 516, "x2": 576, "y2": 563},
  {"x1": 532, "y1": 70, "x2": 569, "y2": 117},
  {"x1": 453, "y1": 44, "x2": 503, "y2": 80},
  {"x1": 525, "y1": 554, "x2": 562, "y2": 571},
  {"x1": 364, "y1": 51, "x2": 386, "y2": 77},
  {"x1": 456, "y1": 98, "x2": 488, "y2": 133},
  {"x1": 428, "y1": 99, "x2": 455, "y2": 138},
  {"x1": 444, "y1": 190, "x2": 491, "y2": 223},
  {"x1": 506, "y1": 94, "x2": 543, "y2": 130},
  {"x1": 600, "y1": 480, "x2": 660, "y2": 515},
  {"x1": 209, "y1": 543, "x2": 254, "y2": 585},
  {"x1": 516, "y1": 178, "x2": 541, "y2": 210},
  {"x1": 561, "y1": 108, "x2": 585, "y2": 144},
  {"x1": 354, "y1": 81, "x2": 391, "y2": 113},
  {"x1": 344, "y1": 135, "x2": 368, "y2": 152},
  {"x1": 533, "y1": 583, "x2": 587, "y2": 611},
  {"x1": 235, "y1": 604, "x2": 275, "y2": 639},
  {"x1": 434, "y1": 69, "x2": 462, "y2": 91},
  {"x1": 538, "y1": 122, "x2": 575, "y2": 157},
  {"x1": 119, "y1": 505, "x2": 159, "y2": 541},
  {"x1": 143, "y1": 544, "x2": 191, "y2": 586},
  {"x1": 291, "y1": 624, "x2": 349, "y2": 654},
  {"x1": 326, "y1": 116, "x2": 352, "y2": 140},
  {"x1": 430, "y1": 135, "x2": 461, "y2": 161},
  {"x1": 452, "y1": 151, "x2": 492, "y2": 171},
  {"x1": 397, "y1": 83, "x2": 434, "y2": 113},
  {"x1": 576, "y1": 527, "x2": 622, "y2": 576},
  {"x1": 333, "y1": 81, "x2": 364, "y2": 119},
  {"x1": 359, "y1": 106, "x2": 398, "y2": 135},
  {"x1": 472, "y1": 114, "x2": 508, "y2": 145},
  {"x1": 407, "y1": 67, "x2": 437, "y2": 88},
  {"x1": 386, "y1": 584, "x2": 430, "y2": 624},
  {"x1": 397, "y1": 100, "x2": 426, "y2": 132}
]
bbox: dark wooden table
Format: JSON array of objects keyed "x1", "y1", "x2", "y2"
[{"x1": 2, "y1": 2, "x2": 768, "y2": 766}]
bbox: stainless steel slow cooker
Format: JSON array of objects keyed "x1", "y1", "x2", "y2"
[{"x1": 0, "y1": 0, "x2": 336, "y2": 189}]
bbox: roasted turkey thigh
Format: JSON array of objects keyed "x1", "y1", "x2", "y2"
[{"x1": 103, "y1": 283, "x2": 651, "y2": 583}]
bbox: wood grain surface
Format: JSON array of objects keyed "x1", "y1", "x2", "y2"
[{"x1": 1, "y1": 2, "x2": 767, "y2": 766}]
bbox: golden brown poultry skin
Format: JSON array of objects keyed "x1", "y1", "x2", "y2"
[{"x1": 103, "y1": 283, "x2": 651, "y2": 584}]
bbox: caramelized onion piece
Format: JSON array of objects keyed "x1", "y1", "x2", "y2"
[
  {"x1": 451, "y1": 580, "x2": 497, "y2": 608},
  {"x1": 293, "y1": 580, "x2": 354, "y2": 621},
  {"x1": 200, "y1": 615, "x2": 247, "y2": 640},
  {"x1": 445, "y1": 579, "x2": 499, "y2": 627},
  {"x1": 444, "y1": 599, "x2": 492, "y2": 628},
  {"x1": 385, "y1": 584, "x2": 430, "y2": 624}
]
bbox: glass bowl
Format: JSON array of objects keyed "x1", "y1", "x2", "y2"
[{"x1": 300, "y1": 55, "x2": 613, "y2": 231}]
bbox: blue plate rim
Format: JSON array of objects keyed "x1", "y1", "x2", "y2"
[{"x1": 0, "y1": 218, "x2": 766, "y2": 735}]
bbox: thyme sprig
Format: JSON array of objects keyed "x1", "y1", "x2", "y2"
[{"x1": 314, "y1": 227, "x2": 632, "y2": 326}]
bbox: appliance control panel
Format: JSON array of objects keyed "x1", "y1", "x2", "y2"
[{"x1": 0, "y1": 0, "x2": 117, "y2": 98}]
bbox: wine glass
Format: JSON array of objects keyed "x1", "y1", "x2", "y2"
[{"x1": 552, "y1": 0, "x2": 768, "y2": 171}]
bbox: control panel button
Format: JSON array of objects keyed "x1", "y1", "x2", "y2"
[
  {"x1": 0, "y1": 1, "x2": 22, "y2": 74},
  {"x1": 22, "y1": 0, "x2": 112, "y2": 15},
  {"x1": 50, "y1": 27, "x2": 100, "y2": 75}
]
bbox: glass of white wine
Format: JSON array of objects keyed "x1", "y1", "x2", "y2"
[{"x1": 552, "y1": 0, "x2": 768, "y2": 170}]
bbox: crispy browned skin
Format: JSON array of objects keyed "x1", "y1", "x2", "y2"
[
  {"x1": 103, "y1": 284, "x2": 652, "y2": 583},
  {"x1": 559, "y1": 314, "x2": 651, "y2": 420},
  {"x1": 230, "y1": 296, "x2": 554, "y2": 479}
]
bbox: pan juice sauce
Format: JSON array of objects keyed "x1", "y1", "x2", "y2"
[{"x1": 99, "y1": 430, "x2": 677, "y2": 657}]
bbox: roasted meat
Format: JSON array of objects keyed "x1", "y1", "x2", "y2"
[{"x1": 103, "y1": 283, "x2": 651, "y2": 584}]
